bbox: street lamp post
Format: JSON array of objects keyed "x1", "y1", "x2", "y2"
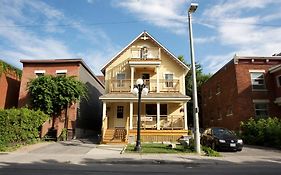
[
  {"x1": 188, "y1": 3, "x2": 201, "y2": 154},
  {"x1": 132, "y1": 78, "x2": 148, "y2": 152}
]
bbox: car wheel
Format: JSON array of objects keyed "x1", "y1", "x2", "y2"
[{"x1": 237, "y1": 148, "x2": 242, "y2": 152}]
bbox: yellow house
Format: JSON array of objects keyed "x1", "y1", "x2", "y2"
[{"x1": 99, "y1": 31, "x2": 191, "y2": 143}]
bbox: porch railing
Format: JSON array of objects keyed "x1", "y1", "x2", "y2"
[
  {"x1": 108, "y1": 79, "x2": 180, "y2": 93},
  {"x1": 132, "y1": 115, "x2": 184, "y2": 130}
]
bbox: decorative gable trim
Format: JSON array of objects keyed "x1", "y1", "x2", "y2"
[{"x1": 101, "y1": 31, "x2": 190, "y2": 74}]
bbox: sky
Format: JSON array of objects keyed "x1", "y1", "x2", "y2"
[{"x1": 1, "y1": 0, "x2": 281, "y2": 75}]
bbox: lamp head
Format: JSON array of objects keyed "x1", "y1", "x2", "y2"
[
  {"x1": 188, "y1": 3, "x2": 198, "y2": 13},
  {"x1": 132, "y1": 87, "x2": 139, "y2": 95},
  {"x1": 142, "y1": 87, "x2": 149, "y2": 96},
  {"x1": 136, "y1": 78, "x2": 144, "y2": 85}
]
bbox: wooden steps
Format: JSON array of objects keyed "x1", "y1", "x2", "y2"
[{"x1": 102, "y1": 128, "x2": 127, "y2": 144}]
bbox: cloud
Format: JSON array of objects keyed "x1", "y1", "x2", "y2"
[
  {"x1": 112, "y1": 0, "x2": 187, "y2": 34},
  {"x1": 194, "y1": 36, "x2": 216, "y2": 44},
  {"x1": 0, "y1": 0, "x2": 117, "y2": 74},
  {"x1": 200, "y1": 0, "x2": 281, "y2": 73}
]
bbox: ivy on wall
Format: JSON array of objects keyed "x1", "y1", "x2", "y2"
[{"x1": 0, "y1": 60, "x2": 22, "y2": 79}]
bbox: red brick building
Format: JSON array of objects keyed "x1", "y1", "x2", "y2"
[
  {"x1": 201, "y1": 55, "x2": 281, "y2": 130},
  {"x1": 0, "y1": 60, "x2": 21, "y2": 109},
  {"x1": 19, "y1": 59, "x2": 104, "y2": 140}
]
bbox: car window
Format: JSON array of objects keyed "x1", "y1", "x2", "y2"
[{"x1": 212, "y1": 128, "x2": 234, "y2": 137}]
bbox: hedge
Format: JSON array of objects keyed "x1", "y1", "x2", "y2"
[
  {"x1": 0, "y1": 108, "x2": 49, "y2": 151},
  {"x1": 240, "y1": 117, "x2": 281, "y2": 148}
]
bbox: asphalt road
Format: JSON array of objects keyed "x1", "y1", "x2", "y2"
[
  {"x1": 1, "y1": 141, "x2": 281, "y2": 175},
  {"x1": 0, "y1": 163, "x2": 281, "y2": 175}
]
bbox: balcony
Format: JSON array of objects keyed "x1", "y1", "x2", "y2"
[
  {"x1": 128, "y1": 47, "x2": 161, "y2": 68},
  {"x1": 108, "y1": 79, "x2": 180, "y2": 93}
]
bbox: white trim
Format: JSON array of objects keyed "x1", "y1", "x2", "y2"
[
  {"x1": 249, "y1": 70, "x2": 265, "y2": 73},
  {"x1": 252, "y1": 99, "x2": 270, "y2": 103},
  {"x1": 269, "y1": 64, "x2": 281, "y2": 73},
  {"x1": 56, "y1": 70, "x2": 67, "y2": 74},
  {"x1": 99, "y1": 97, "x2": 191, "y2": 102},
  {"x1": 34, "y1": 70, "x2": 46, "y2": 74}
]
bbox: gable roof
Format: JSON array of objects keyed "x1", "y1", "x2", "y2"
[{"x1": 101, "y1": 31, "x2": 190, "y2": 74}]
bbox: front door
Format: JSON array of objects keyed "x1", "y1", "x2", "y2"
[{"x1": 114, "y1": 105, "x2": 126, "y2": 127}]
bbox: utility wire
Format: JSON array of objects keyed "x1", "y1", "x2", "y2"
[{"x1": 0, "y1": 18, "x2": 280, "y2": 28}]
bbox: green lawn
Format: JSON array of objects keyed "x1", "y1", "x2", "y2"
[{"x1": 125, "y1": 143, "x2": 195, "y2": 153}]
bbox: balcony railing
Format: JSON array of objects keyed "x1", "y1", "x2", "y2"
[
  {"x1": 108, "y1": 79, "x2": 180, "y2": 93},
  {"x1": 131, "y1": 47, "x2": 160, "y2": 60},
  {"x1": 132, "y1": 115, "x2": 184, "y2": 130}
]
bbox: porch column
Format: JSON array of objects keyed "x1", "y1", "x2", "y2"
[
  {"x1": 156, "y1": 66, "x2": 160, "y2": 93},
  {"x1": 102, "y1": 102, "x2": 107, "y2": 120},
  {"x1": 157, "y1": 102, "x2": 160, "y2": 130},
  {"x1": 183, "y1": 102, "x2": 188, "y2": 130},
  {"x1": 129, "y1": 102, "x2": 133, "y2": 129},
  {"x1": 130, "y1": 66, "x2": 135, "y2": 92}
]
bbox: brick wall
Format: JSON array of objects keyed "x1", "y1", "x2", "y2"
[
  {"x1": 0, "y1": 72, "x2": 20, "y2": 109},
  {"x1": 202, "y1": 58, "x2": 281, "y2": 130}
]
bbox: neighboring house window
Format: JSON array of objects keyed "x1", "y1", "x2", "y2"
[
  {"x1": 34, "y1": 70, "x2": 45, "y2": 77},
  {"x1": 165, "y1": 73, "x2": 173, "y2": 87},
  {"x1": 226, "y1": 106, "x2": 233, "y2": 116},
  {"x1": 250, "y1": 72, "x2": 266, "y2": 90},
  {"x1": 56, "y1": 70, "x2": 67, "y2": 76},
  {"x1": 254, "y1": 103, "x2": 268, "y2": 118},
  {"x1": 117, "y1": 73, "x2": 125, "y2": 87},
  {"x1": 216, "y1": 83, "x2": 221, "y2": 95},
  {"x1": 277, "y1": 75, "x2": 281, "y2": 87},
  {"x1": 117, "y1": 106, "x2": 124, "y2": 118}
]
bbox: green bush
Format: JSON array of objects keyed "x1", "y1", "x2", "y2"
[
  {"x1": 240, "y1": 117, "x2": 281, "y2": 148},
  {"x1": 201, "y1": 146, "x2": 221, "y2": 157},
  {"x1": 0, "y1": 108, "x2": 49, "y2": 151}
]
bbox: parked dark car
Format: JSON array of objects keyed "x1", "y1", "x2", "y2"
[{"x1": 201, "y1": 127, "x2": 243, "y2": 151}]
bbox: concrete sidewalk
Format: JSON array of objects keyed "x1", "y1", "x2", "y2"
[{"x1": 0, "y1": 140, "x2": 280, "y2": 166}]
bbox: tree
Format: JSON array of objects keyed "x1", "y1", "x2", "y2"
[
  {"x1": 27, "y1": 75, "x2": 87, "y2": 130},
  {"x1": 178, "y1": 55, "x2": 211, "y2": 127}
]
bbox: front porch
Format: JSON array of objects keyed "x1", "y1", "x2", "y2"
[{"x1": 101, "y1": 101, "x2": 189, "y2": 144}]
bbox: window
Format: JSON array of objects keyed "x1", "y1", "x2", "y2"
[
  {"x1": 250, "y1": 72, "x2": 265, "y2": 90},
  {"x1": 165, "y1": 73, "x2": 173, "y2": 87},
  {"x1": 141, "y1": 46, "x2": 148, "y2": 59},
  {"x1": 117, "y1": 106, "x2": 124, "y2": 118},
  {"x1": 117, "y1": 73, "x2": 125, "y2": 87},
  {"x1": 56, "y1": 70, "x2": 67, "y2": 76},
  {"x1": 254, "y1": 103, "x2": 268, "y2": 117},
  {"x1": 34, "y1": 70, "x2": 45, "y2": 77}
]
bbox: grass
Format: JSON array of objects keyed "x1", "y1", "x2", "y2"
[
  {"x1": 125, "y1": 143, "x2": 195, "y2": 153},
  {"x1": 125, "y1": 143, "x2": 221, "y2": 157}
]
